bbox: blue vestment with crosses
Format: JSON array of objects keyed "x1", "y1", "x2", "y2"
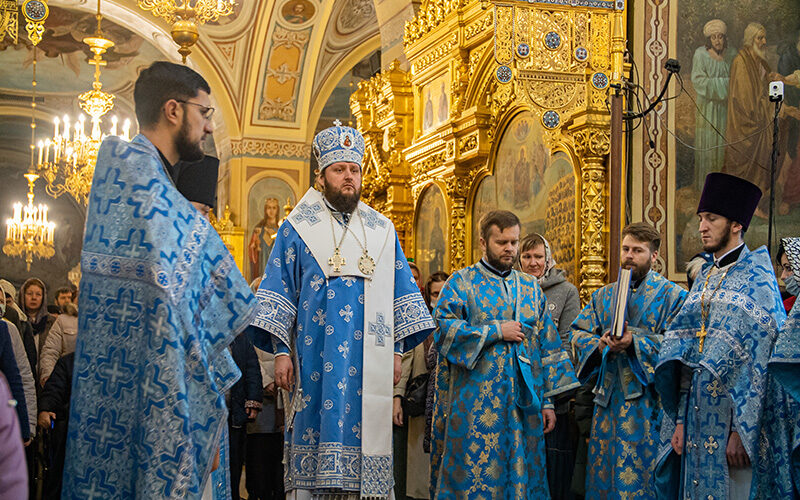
[
  {"x1": 63, "y1": 135, "x2": 257, "y2": 499},
  {"x1": 249, "y1": 191, "x2": 433, "y2": 497},
  {"x1": 655, "y1": 246, "x2": 794, "y2": 499}
]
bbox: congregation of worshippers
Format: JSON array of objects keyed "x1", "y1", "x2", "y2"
[{"x1": 2, "y1": 60, "x2": 800, "y2": 500}]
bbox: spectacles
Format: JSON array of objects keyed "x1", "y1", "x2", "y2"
[{"x1": 175, "y1": 99, "x2": 215, "y2": 120}]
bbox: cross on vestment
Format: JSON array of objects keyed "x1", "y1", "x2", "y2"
[
  {"x1": 368, "y1": 313, "x2": 391, "y2": 347},
  {"x1": 697, "y1": 325, "x2": 707, "y2": 353},
  {"x1": 704, "y1": 436, "x2": 719, "y2": 454}
]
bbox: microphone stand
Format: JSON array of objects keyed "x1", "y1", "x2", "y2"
[{"x1": 767, "y1": 99, "x2": 782, "y2": 257}]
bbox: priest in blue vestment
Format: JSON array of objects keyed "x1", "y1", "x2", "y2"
[
  {"x1": 63, "y1": 62, "x2": 257, "y2": 499},
  {"x1": 570, "y1": 222, "x2": 687, "y2": 499},
  {"x1": 430, "y1": 210, "x2": 580, "y2": 499},
  {"x1": 249, "y1": 121, "x2": 434, "y2": 499},
  {"x1": 655, "y1": 173, "x2": 794, "y2": 499}
]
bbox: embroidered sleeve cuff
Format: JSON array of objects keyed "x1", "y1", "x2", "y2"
[
  {"x1": 252, "y1": 289, "x2": 297, "y2": 348},
  {"x1": 394, "y1": 340, "x2": 404, "y2": 354},
  {"x1": 543, "y1": 398, "x2": 554, "y2": 410},
  {"x1": 272, "y1": 336, "x2": 290, "y2": 355},
  {"x1": 394, "y1": 292, "x2": 435, "y2": 340},
  {"x1": 245, "y1": 400, "x2": 263, "y2": 410}
]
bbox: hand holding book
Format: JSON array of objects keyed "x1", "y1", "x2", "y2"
[{"x1": 599, "y1": 321, "x2": 632, "y2": 352}]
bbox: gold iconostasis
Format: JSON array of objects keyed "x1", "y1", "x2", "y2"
[{"x1": 2, "y1": 0, "x2": 798, "y2": 301}]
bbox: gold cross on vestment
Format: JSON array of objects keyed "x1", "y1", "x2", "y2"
[
  {"x1": 697, "y1": 325, "x2": 707, "y2": 353},
  {"x1": 329, "y1": 248, "x2": 346, "y2": 272}
]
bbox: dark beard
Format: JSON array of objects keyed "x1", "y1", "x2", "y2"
[
  {"x1": 175, "y1": 116, "x2": 204, "y2": 162},
  {"x1": 630, "y1": 261, "x2": 651, "y2": 283},
  {"x1": 486, "y1": 247, "x2": 516, "y2": 272},
  {"x1": 702, "y1": 222, "x2": 732, "y2": 254},
  {"x1": 324, "y1": 183, "x2": 361, "y2": 213}
]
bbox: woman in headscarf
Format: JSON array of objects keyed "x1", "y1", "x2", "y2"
[
  {"x1": 18, "y1": 278, "x2": 56, "y2": 366},
  {"x1": 519, "y1": 233, "x2": 581, "y2": 500}
]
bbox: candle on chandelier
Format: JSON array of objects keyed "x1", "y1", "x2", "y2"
[
  {"x1": 37, "y1": 141, "x2": 43, "y2": 166},
  {"x1": 53, "y1": 117, "x2": 59, "y2": 139},
  {"x1": 122, "y1": 119, "x2": 131, "y2": 141},
  {"x1": 44, "y1": 139, "x2": 51, "y2": 164},
  {"x1": 110, "y1": 116, "x2": 118, "y2": 137},
  {"x1": 63, "y1": 115, "x2": 70, "y2": 141},
  {"x1": 48, "y1": 222, "x2": 55, "y2": 243}
]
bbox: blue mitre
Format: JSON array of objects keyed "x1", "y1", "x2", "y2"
[{"x1": 312, "y1": 119, "x2": 365, "y2": 170}]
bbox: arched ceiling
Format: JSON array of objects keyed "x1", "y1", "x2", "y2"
[{"x1": 0, "y1": 0, "x2": 419, "y2": 159}]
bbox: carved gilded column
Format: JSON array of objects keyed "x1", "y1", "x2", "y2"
[
  {"x1": 350, "y1": 62, "x2": 415, "y2": 251},
  {"x1": 571, "y1": 127, "x2": 610, "y2": 303},
  {"x1": 444, "y1": 175, "x2": 471, "y2": 272}
]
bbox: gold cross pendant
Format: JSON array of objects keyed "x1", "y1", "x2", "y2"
[
  {"x1": 697, "y1": 325, "x2": 707, "y2": 353},
  {"x1": 329, "y1": 248, "x2": 346, "y2": 272}
]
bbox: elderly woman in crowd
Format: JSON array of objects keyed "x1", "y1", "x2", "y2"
[{"x1": 519, "y1": 233, "x2": 581, "y2": 500}]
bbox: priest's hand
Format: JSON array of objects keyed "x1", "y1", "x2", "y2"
[
  {"x1": 393, "y1": 397, "x2": 404, "y2": 426},
  {"x1": 501, "y1": 321, "x2": 524, "y2": 342},
  {"x1": 275, "y1": 355, "x2": 294, "y2": 390},
  {"x1": 727, "y1": 431, "x2": 750, "y2": 468},
  {"x1": 671, "y1": 423, "x2": 684, "y2": 455},
  {"x1": 394, "y1": 354, "x2": 402, "y2": 385},
  {"x1": 542, "y1": 409, "x2": 556, "y2": 433},
  {"x1": 600, "y1": 322, "x2": 632, "y2": 352}
]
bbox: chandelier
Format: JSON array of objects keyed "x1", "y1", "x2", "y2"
[
  {"x1": 137, "y1": 0, "x2": 236, "y2": 63},
  {"x1": 4, "y1": 173, "x2": 56, "y2": 271},
  {"x1": 4, "y1": 47, "x2": 56, "y2": 271},
  {"x1": 36, "y1": 0, "x2": 131, "y2": 205}
]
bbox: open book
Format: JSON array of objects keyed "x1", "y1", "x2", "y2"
[{"x1": 609, "y1": 267, "x2": 632, "y2": 338}]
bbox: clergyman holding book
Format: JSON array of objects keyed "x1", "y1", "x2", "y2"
[{"x1": 569, "y1": 222, "x2": 687, "y2": 499}]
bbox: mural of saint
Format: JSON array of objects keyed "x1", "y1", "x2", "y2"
[
  {"x1": 722, "y1": 23, "x2": 779, "y2": 217},
  {"x1": 248, "y1": 198, "x2": 280, "y2": 281},
  {"x1": 415, "y1": 185, "x2": 448, "y2": 278},
  {"x1": 282, "y1": 0, "x2": 314, "y2": 24},
  {"x1": 691, "y1": 19, "x2": 736, "y2": 192},
  {"x1": 437, "y1": 82, "x2": 449, "y2": 123},
  {"x1": 671, "y1": 1, "x2": 800, "y2": 272},
  {"x1": 423, "y1": 89, "x2": 434, "y2": 131}
]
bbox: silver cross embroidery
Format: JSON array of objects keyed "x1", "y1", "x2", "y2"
[
  {"x1": 292, "y1": 201, "x2": 323, "y2": 226},
  {"x1": 339, "y1": 305, "x2": 353, "y2": 323},
  {"x1": 359, "y1": 208, "x2": 386, "y2": 229},
  {"x1": 368, "y1": 313, "x2": 391, "y2": 347}
]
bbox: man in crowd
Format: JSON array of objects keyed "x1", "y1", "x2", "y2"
[
  {"x1": 655, "y1": 172, "x2": 794, "y2": 498},
  {"x1": 63, "y1": 61, "x2": 257, "y2": 498},
  {"x1": 249, "y1": 120, "x2": 433, "y2": 499},
  {"x1": 53, "y1": 287, "x2": 74, "y2": 314},
  {"x1": 430, "y1": 210, "x2": 579, "y2": 498},
  {"x1": 570, "y1": 222, "x2": 687, "y2": 499}
]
